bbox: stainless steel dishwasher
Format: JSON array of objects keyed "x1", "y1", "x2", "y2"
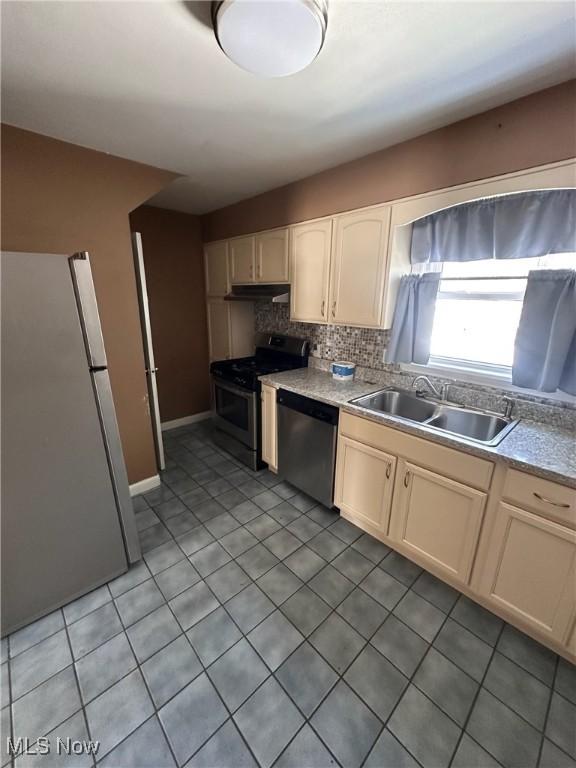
[{"x1": 277, "y1": 389, "x2": 339, "y2": 508}]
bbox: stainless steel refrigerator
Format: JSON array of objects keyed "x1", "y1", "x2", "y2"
[{"x1": 1, "y1": 251, "x2": 141, "y2": 636}]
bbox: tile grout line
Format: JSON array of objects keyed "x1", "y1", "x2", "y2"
[
  {"x1": 97, "y1": 579, "x2": 182, "y2": 768},
  {"x1": 447, "y1": 621, "x2": 507, "y2": 768},
  {"x1": 61, "y1": 614, "x2": 97, "y2": 768},
  {"x1": 7, "y1": 423, "x2": 565, "y2": 768},
  {"x1": 157, "y1": 445, "x2": 532, "y2": 763},
  {"x1": 159, "y1": 425, "x2": 574, "y2": 765},
  {"x1": 357, "y1": 584, "x2": 456, "y2": 768},
  {"x1": 5, "y1": 634, "x2": 14, "y2": 768},
  {"x1": 213, "y1": 531, "x2": 418, "y2": 767},
  {"x1": 536, "y1": 653, "x2": 559, "y2": 767}
]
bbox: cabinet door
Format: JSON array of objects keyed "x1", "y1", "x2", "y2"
[
  {"x1": 334, "y1": 435, "x2": 396, "y2": 535},
  {"x1": 204, "y1": 241, "x2": 229, "y2": 296},
  {"x1": 261, "y1": 384, "x2": 278, "y2": 471},
  {"x1": 478, "y1": 502, "x2": 576, "y2": 644},
  {"x1": 330, "y1": 206, "x2": 391, "y2": 327},
  {"x1": 230, "y1": 236, "x2": 255, "y2": 283},
  {"x1": 390, "y1": 461, "x2": 486, "y2": 584},
  {"x1": 229, "y1": 303, "x2": 255, "y2": 358},
  {"x1": 290, "y1": 219, "x2": 332, "y2": 323},
  {"x1": 206, "y1": 298, "x2": 231, "y2": 362},
  {"x1": 256, "y1": 229, "x2": 289, "y2": 283}
]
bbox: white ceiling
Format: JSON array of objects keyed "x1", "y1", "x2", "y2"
[{"x1": 2, "y1": 1, "x2": 575, "y2": 214}]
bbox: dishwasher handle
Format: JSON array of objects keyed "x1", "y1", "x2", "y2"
[{"x1": 277, "y1": 389, "x2": 339, "y2": 426}]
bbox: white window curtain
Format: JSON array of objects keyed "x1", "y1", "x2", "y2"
[{"x1": 410, "y1": 189, "x2": 576, "y2": 264}]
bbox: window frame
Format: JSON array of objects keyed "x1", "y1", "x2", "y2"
[{"x1": 427, "y1": 277, "x2": 527, "y2": 375}]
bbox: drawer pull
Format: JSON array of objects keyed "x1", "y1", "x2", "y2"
[
  {"x1": 321, "y1": 300, "x2": 325, "y2": 317},
  {"x1": 404, "y1": 471, "x2": 410, "y2": 488},
  {"x1": 332, "y1": 300, "x2": 336, "y2": 319},
  {"x1": 533, "y1": 492, "x2": 570, "y2": 509},
  {"x1": 385, "y1": 463, "x2": 391, "y2": 479}
]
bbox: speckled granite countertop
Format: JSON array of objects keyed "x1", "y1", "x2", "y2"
[{"x1": 260, "y1": 368, "x2": 576, "y2": 488}]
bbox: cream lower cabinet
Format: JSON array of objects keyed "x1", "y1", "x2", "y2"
[
  {"x1": 206, "y1": 298, "x2": 254, "y2": 362},
  {"x1": 334, "y1": 436, "x2": 396, "y2": 535},
  {"x1": 389, "y1": 461, "x2": 487, "y2": 585},
  {"x1": 290, "y1": 219, "x2": 332, "y2": 323},
  {"x1": 477, "y1": 502, "x2": 576, "y2": 645},
  {"x1": 261, "y1": 384, "x2": 277, "y2": 471}
]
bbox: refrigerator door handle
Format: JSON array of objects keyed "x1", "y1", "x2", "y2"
[
  {"x1": 69, "y1": 252, "x2": 108, "y2": 368},
  {"x1": 91, "y1": 368, "x2": 141, "y2": 563}
]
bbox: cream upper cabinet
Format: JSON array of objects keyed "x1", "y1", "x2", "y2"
[
  {"x1": 206, "y1": 298, "x2": 231, "y2": 361},
  {"x1": 477, "y1": 502, "x2": 576, "y2": 645},
  {"x1": 290, "y1": 219, "x2": 332, "y2": 323},
  {"x1": 204, "y1": 241, "x2": 229, "y2": 296},
  {"x1": 230, "y1": 236, "x2": 256, "y2": 284},
  {"x1": 256, "y1": 229, "x2": 289, "y2": 283},
  {"x1": 335, "y1": 435, "x2": 396, "y2": 535},
  {"x1": 207, "y1": 299, "x2": 254, "y2": 362},
  {"x1": 261, "y1": 383, "x2": 278, "y2": 471},
  {"x1": 330, "y1": 205, "x2": 391, "y2": 327},
  {"x1": 389, "y1": 460, "x2": 487, "y2": 585},
  {"x1": 229, "y1": 302, "x2": 255, "y2": 358}
]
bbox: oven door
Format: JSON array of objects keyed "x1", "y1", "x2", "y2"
[{"x1": 212, "y1": 377, "x2": 258, "y2": 450}]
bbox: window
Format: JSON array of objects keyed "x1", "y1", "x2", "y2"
[{"x1": 421, "y1": 253, "x2": 576, "y2": 380}]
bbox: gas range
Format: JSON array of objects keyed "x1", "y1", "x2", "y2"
[
  {"x1": 210, "y1": 334, "x2": 309, "y2": 470},
  {"x1": 211, "y1": 357, "x2": 304, "y2": 392},
  {"x1": 210, "y1": 334, "x2": 309, "y2": 391}
]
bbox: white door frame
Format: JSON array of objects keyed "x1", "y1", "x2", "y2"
[{"x1": 132, "y1": 232, "x2": 165, "y2": 471}]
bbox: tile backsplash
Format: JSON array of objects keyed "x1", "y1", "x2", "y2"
[
  {"x1": 255, "y1": 302, "x2": 391, "y2": 370},
  {"x1": 255, "y1": 302, "x2": 576, "y2": 431}
]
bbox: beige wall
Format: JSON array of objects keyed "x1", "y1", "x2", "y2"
[
  {"x1": 1, "y1": 125, "x2": 176, "y2": 483},
  {"x1": 202, "y1": 80, "x2": 576, "y2": 241},
  {"x1": 129, "y1": 205, "x2": 210, "y2": 422}
]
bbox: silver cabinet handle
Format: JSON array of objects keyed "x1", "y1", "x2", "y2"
[
  {"x1": 146, "y1": 367, "x2": 159, "y2": 374},
  {"x1": 331, "y1": 300, "x2": 336, "y2": 319},
  {"x1": 321, "y1": 300, "x2": 325, "y2": 317},
  {"x1": 385, "y1": 463, "x2": 391, "y2": 479},
  {"x1": 404, "y1": 471, "x2": 410, "y2": 488},
  {"x1": 533, "y1": 492, "x2": 570, "y2": 509}
]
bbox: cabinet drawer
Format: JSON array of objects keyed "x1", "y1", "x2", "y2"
[
  {"x1": 503, "y1": 470, "x2": 576, "y2": 529},
  {"x1": 340, "y1": 412, "x2": 493, "y2": 490}
]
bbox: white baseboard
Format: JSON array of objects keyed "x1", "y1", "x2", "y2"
[
  {"x1": 129, "y1": 474, "x2": 161, "y2": 497},
  {"x1": 161, "y1": 411, "x2": 212, "y2": 431}
]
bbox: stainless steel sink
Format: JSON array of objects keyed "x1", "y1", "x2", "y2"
[
  {"x1": 426, "y1": 408, "x2": 517, "y2": 445},
  {"x1": 352, "y1": 390, "x2": 437, "y2": 423},
  {"x1": 350, "y1": 388, "x2": 518, "y2": 446}
]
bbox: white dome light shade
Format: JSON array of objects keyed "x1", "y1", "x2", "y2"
[{"x1": 213, "y1": 0, "x2": 327, "y2": 77}]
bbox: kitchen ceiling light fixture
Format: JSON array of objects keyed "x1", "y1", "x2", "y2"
[{"x1": 212, "y1": 0, "x2": 328, "y2": 77}]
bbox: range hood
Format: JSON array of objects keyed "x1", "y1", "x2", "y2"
[{"x1": 224, "y1": 284, "x2": 290, "y2": 303}]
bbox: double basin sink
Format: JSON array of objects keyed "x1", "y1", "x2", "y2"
[{"x1": 350, "y1": 388, "x2": 518, "y2": 446}]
